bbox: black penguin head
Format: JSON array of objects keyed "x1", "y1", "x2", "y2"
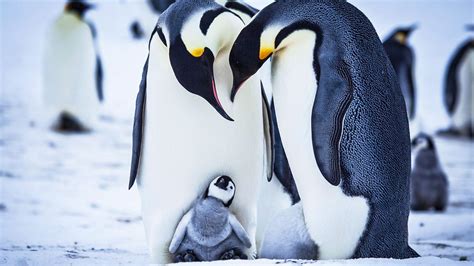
[
  {"x1": 65, "y1": 0, "x2": 94, "y2": 18},
  {"x1": 388, "y1": 24, "x2": 418, "y2": 44},
  {"x1": 205, "y1": 175, "x2": 235, "y2": 207},
  {"x1": 411, "y1": 133, "x2": 440, "y2": 169},
  {"x1": 157, "y1": 0, "x2": 246, "y2": 121},
  {"x1": 411, "y1": 132, "x2": 436, "y2": 151},
  {"x1": 229, "y1": 20, "x2": 268, "y2": 101}
]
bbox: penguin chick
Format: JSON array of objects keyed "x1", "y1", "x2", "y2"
[
  {"x1": 259, "y1": 202, "x2": 318, "y2": 260},
  {"x1": 169, "y1": 176, "x2": 252, "y2": 262},
  {"x1": 410, "y1": 133, "x2": 449, "y2": 211}
]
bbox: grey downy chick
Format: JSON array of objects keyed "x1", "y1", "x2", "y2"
[
  {"x1": 410, "y1": 133, "x2": 449, "y2": 211},
  {"x1": 169, "y1": 175, "x2": 251, "y2": 262}
]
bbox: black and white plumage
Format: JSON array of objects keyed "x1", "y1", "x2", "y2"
[
  {"x1": 169, "y1": 176, "x2": 251, "y2": 262},
  {"x1": 229, "y1": 0, "x2": 417, "y2": 259},
  {"x1": 43, "y1": 0, "x2": 103, "y2": 132},
  {"x1": 441, "y1": 36, "x2": 474, "y2": 138},
  {"x1": 383, "y1": 25, "x2": 417, "y2": 120},
  {"x1": 128, "y1": 0, "x2": 272, "y2": 263},
  {"x1": 410, "y1": 133, "x2": 449, "y2": 211}
]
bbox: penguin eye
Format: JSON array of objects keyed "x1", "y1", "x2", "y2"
[{"x1": 230, "y1": 186, "x2": 234, "y2": 190}]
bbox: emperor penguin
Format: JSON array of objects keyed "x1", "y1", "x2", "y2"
[
  {"x1": 43, "y1": 0, "x2": 103, "y2": 132},
  {"x1": 441, "y1": 30, "x2": 474, "y2": 138},
  {"x1": 128, "y1": 0, "x2": 272, "y2": 263},
  {"x1": 410, "y1": 133, "x2": 448, "y2": 211},
  {"x1": 383, "y1": 26, "x2": 417, "y2": 122},
  {"x1": 229, "y1": 0, "x2": 418, "y2": 259},
  {"x1": 169, "y1": 176, "x2": 251, "y2": 262}
]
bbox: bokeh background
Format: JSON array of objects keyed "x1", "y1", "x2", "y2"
[{"x1": 0, "y1": 0, "x2": 473, "y2": 264}]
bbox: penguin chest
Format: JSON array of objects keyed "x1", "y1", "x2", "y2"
[
  {"x1": 453, "y1": 49, "x2": 474, "y2": 127},
  {"x1": 138, "y1": 45, "x2": 264, "y2": 213},
  {"x1": 42, "y1": 14, "x2": 98, "y2": 125}
]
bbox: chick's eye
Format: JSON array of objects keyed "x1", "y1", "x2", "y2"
[{"x1": 230, "y1": 186, "x2": 234, "y2": 190}]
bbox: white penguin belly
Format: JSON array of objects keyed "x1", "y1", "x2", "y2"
[
  {"x1": 137, "y1": 36, "x2": 264, "y2": 262},
  {"x1": 272, "y1": 30, "x2": 369, "y2": 259},
  {"x1": 42, "y1": 13, "x2": 99, "y2": 128},
  {"x1": 452, "y1": 50, "x2": 474, "y2": 129}
]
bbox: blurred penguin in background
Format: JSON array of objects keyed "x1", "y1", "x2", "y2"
[
  {"x1": 411, "y1": 133, "x2": 448, "y2": 211},
  {"x1": 129, "y1": 0, "x2": 175, "y2": 40},
  {"x1": 383, "y1": 25, "x2": 418, "y2": 135},
  {"x1": 43, "y1": 0, "x2": 103, "y2": 132},
  {"x1": 148, "y1": 0, "x2": 175, "y2": 14},
  {"x1": 440, "y1": 25, "x2": 473, "y2": 139}
]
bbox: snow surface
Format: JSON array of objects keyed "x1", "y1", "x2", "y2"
[{"x1": 0, "y1": 0, "x2": 473, "y2": 265}]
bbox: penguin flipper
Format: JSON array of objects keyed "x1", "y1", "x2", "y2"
[
  {"x1": 261, "y1": 82, "x2": 275, "y2": 182},
  {"x1": 169, "y1": 209, "x2": 193, "y2": 254},
  {"x1": 311, "y1": 59, "x2": 353, "y2": 186},
  {"x1": 228, "y1": 213, "x2": 252, "y2": 248},
  {"x1": 129, "y1": 57, "x2": 149, "y2": 189},
  {"x1": 96, "y1": 55, "x2": 104, "y2": 102},
  {"x1": 87, "y1": 21, "x2": 104, "y2": 102},
  {"x1": 406, "y1": 63, "x2": 416, "y2": 119},
  {"x1": 444, "y1": 40, "x2": 472, "y2": 115}
]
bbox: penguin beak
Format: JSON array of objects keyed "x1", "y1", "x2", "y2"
[{"x1": 170, "y1": 36, "x2": 233, "y2": 121}]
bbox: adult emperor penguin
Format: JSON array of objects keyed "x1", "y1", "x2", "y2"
[
  {"x1": 128, "y1": 0, "x2": 272, "y2": 263},
  {"x1": 43, "y1": 0, "x2": 103, "y2": 132},
  {"x1": 441, "y1": 31, "x2": 474, "y2": 138},
  {"x1": 383, "y1": 25, "x2": 417, "y2": 121},
  {"x1": 229, "y1": 0, "x2": 418, "y2": 259}
]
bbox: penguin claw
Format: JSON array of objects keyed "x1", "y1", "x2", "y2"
[
  {"x1": 220, "y1": 249, "x2": 247, "y2": 260},
  {"x1": 174, "y1": 250, "x2": 198, "y2": 263}
]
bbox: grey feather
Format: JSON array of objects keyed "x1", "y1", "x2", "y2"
[{"x1": 169, "y1": 196, "x2": 251, "y2": 261}]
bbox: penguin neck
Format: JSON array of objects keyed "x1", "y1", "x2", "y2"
[
  {"x1": 414, "y1": 149, "x2": 439, "y2": 169},
  {"x1": 192, "y1": 197, "x2": 229, "y2": 236},
  {"x1": 65, "y1": 10, "x2": 85, "y2": 20}
]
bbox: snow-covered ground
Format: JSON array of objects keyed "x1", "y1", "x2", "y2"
[{"x1": 0, "y1": 0, "x2": 473, "y2": 265}]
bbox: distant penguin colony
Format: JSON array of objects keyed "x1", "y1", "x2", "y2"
[
  {"x1": 410, "y1": 133, "x2": 449, "y2": 211},
  {"x1": 169, "y1": 176, "x2": 251, "y2": 262},
  {"x1": 441, "y1": 29, "x2": 474, "y2": 139},
  {"x1": 128, "y1": 0, "x2": 272, "y2": 263},
  {"x1": 383, "y1": 25, "x2": 417, "y2": 121},
  {"x1": 43, "y1": 0, "x2": 103, "y2": 132},
  {"x1": 229, "y1": 0, "x2": 417, "y2": 259}
]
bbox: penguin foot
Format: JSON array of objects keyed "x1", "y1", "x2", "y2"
[
  {"x1": 220, "y1": 249, "x2": 248, "y2": 260},
  {"x1": 54, "y1": 112, "x2": 88, "y2": 133},
  {"x1": 174, "y1": 250, "x2": 199, "y2": 262}
]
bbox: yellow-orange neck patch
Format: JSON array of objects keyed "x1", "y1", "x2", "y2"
[
  {"x1": 190, "y1": 47, "x2": 205, "y2": 57},
  {"x1": 259, "y1": 47, "x2": 274, "y2": 60}
]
